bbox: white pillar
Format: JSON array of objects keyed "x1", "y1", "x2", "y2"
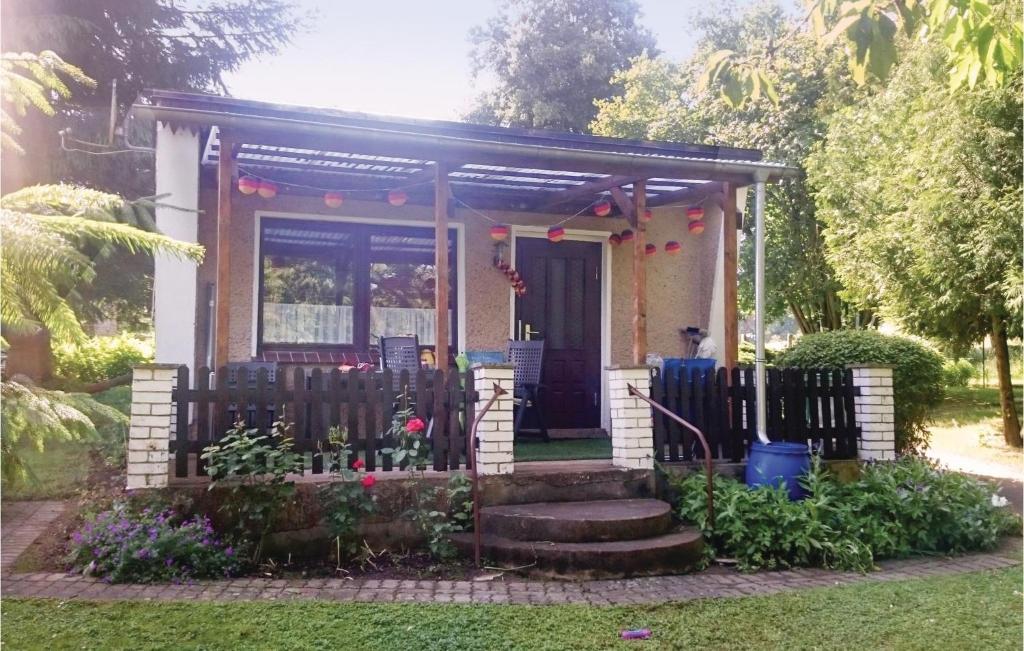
[
  {"x1": 472, "y1": 364, "x2": 515, "y2": 475},
  {"x1": 849, "y1": 365, "x2": 897, "y2": 461},
  {"x1": 126, "y1": 364, "x2": 177, "y2": 489},
  {"x1": 608, "y1": 366, "x2": 654, "y2": 470},
  {"x1": 154, "y1": 122, "x2": 200, "y2": 369},
  {"x1": 752, "y1": 173, "x2": 770, "y2": 444}
]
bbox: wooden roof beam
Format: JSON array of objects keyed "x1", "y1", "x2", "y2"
[
  {"x1": 534, "y1": 174, "x2": 646, "y2": 210},
  {"x1": 645, "y1": 182, "x2": 724, "y2": 208}
]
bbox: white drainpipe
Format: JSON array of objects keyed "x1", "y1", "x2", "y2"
[{"x1": 753, "y1": 173, "x2": 771, "y2": 445}]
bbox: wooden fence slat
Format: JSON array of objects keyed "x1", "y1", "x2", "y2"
[
  {"x1": 649, "y1": 368, "x2": 666, "y2": 462},
  {"x1": 196, "y1": 366, "x2": 210, "y2": 460},
  {"x1": 328, "y1": 369, "x2": 342, "y2": 470},
  {"x1": 679, "y1": 368, "x2": 692, "y2": 461},
  {"x1": 380, "y1": 369, "x2": 395, "y2": 471},
  {"x1": 310, "y1": 369, "x2": 324, "y2": 474},
  {"x1": 820, "y1": 371, "x2": 835, "y2": 457},
  {"x1": 364, "y1": 372, "x2": 379, "y2": 471},
  {"x1": 665, "y1": 369, "x2": 681, "y2": 461},
  {"x1": 447, "y1": 371, "x2": 462, "y2": 471},
  {"x1": 432, "y1": 369, "x2": 448, "y2": 471},
  {"x1": 831, "y1": 369, "x2": 848, "y2": 457},
  {"x1": 842, "y1": 369, "x2": 859, "y2": 457},
  {"x1": 463, "y1": 370, "x2": 475, "y2": 471},
  {"x1": 715, "y1": 367, "x2": 729, "y2": 459},
  {"x1": 173, "y1": 365, "x2": 190, "y2": 478},
  {"x1": 346, "y1": 369, "x2": 360, "y2": 469}
]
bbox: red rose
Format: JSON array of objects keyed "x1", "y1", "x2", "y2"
[
  {"x1": 361, "y1": 475, "x2": 376, "y2": 489},
  {"x1": 352, "y1": 459, "x2": 365, "y2": 470},
  {"x1": 406, "y1": 418, "x2": 426, "y2": 433}
]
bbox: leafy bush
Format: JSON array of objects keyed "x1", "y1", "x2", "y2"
[
  {"x1": 67, "y1": 503, "x2": 242, "y2": 583},
  {"x1": 405, "y1": 472, "x2": 473, "y2": 560},
  {"x1": 776, "y1": 330, "x2": 944, "y2": 453},
  {"x1": 738, "y1": 340, "x2": 778, "y2": 366},
  {"x1": 319, "y1": 426, "x2": 376, "y2": 563},
  {"x1": 674, "y1": 457, "x2": 1019, "y2": 572},
  {"x1": 53, "y1": 333, "x2": 153, "y2": 383},
  {"x1": 941, "y1": 358, "x2": 976, "y2": 388},
  {"x1": 202, "y1": 420, "x2": 305, "y2": 561}
]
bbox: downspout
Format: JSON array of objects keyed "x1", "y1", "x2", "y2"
[{"x1": 753, "y1": 173, "x2": 771, "y2": 445}]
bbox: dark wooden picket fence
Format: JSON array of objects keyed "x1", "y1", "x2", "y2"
[
  {"x1": 650, "y1": 366, "x2": 860, "y2": 462},
  {"x1": 169, "y1": 366, "x2": 477, "y2": 478}
]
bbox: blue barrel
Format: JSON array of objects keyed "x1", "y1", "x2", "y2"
[
  {"x1": 663, "y1": 358, "x2": 716, "y2": 383},
  {"x1": 745, "y1": 441, "x2": 811, "y2": 500}
]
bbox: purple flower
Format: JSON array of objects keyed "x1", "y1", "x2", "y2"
[
  {"x1": 165, "y1": 558, "x2": 174, "y2": 567},
  {"x1": 136, "y1": 548, "x2": 151, "y2": 560},
  {"x1": 224, "y1": 547, "x2": 234, "y2": 557}
]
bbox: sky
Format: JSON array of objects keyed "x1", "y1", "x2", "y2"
[{"x1": 223, "y1": 0, "x2": 714, "y2": 121}]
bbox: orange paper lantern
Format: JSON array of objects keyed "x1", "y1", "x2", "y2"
[
  {"x1": 608, "y1": 233, "x2": 622, "y2": 246},
  {"x1": 686, "y1": 206, "x2": 704, "y2": 221},
  {"x1": 238, "y1": 176, "x2": 259, "y2": 195},
  {"x1": 688, "y1": 220, "x2": 706, "y2": 235},
  {"x1": 257, "y1": 180, "x2": 277, "y2": 199},
  {"x1": 645, "y1": 243, "x2": 657, "y2": 256},
  {"x1": 665, "y1": 241, "x2": 682, "y2": 255},
  {"x1": 620, "y1": 229, "x2": 635, "y2": 243},
  {"x1": 388, "y1": 189, "x2": 408, "y2": 206},
  {"x1": 593, "y1": 200, "x2": 612, "y2": 217},
  {"x1": 490, "y1": 224, "x2": 510, "y2": 241},
  {"x1": 324, "y1": 191, "x2": 344, "y2": 208},
  {"x1": 547, "y1": 226, "x2": 566, "y2": 242},
  {"x1": 640, "y1": 208, "x2": 653, "y2": 223}
]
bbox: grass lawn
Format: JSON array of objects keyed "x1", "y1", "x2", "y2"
[
  {"x1": 927, "y1": 384, "x2": 1023, "y2": 474},
  {"x1": 514, "y1": 437, "x2": 611, "y2": 462},
  {"x1": 2, "y1": 569, "x2": 1021, "y2": 650}
]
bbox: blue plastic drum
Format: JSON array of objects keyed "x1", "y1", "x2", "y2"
[{"x1": 745, "y1": 441, "x2": 811, "y2": 500}]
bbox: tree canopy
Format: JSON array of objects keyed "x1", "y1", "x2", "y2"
[
  {"x1": 593, "y1": 4, "x2": 865, "y2": 332},
  {"x1": 467, "y1": 0, "x2": 657, "y2": 132}
]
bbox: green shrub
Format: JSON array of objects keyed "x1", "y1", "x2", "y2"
[
  {"x1": 67, "y1": 503, "x2": 243, "y2": 583},
  {"x1": 674, "y1": 457, "x2": 1019, "y2": 572},
  {"x1": 319, "y1": 426, "x2": 376, "y2": 563},
  {"x1": 775, "y1": 330, "x2": 944, "y2": 453},
  {"x1": 738, "y1": 340, "x2": 778, "y2": 366},
  {"x1": 53, "y1": 333, "x2": 153, "y2": 383},
  {"x1": 941, "y1": 358, "x2": 976, "y2": 388}
]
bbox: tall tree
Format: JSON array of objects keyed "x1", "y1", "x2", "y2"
[
  {"x1": 592, "y1": 4, "x2": 866, "y2": 331},
  {"x1": 807, "y1": 43, "x2": 1022, "y2": 446},
  {"x1": 1, "y1": 0, "x2": 306, "y2": 194},
  {"x1": 468, "y1": 0, "x2": 657, "y2": 132}
]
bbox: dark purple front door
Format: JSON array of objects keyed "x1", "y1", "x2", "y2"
[{"x1": 514, "y1": 237, "x2": 602, "y2": 429}]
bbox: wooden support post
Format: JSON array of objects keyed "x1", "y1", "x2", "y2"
[
  {"x1": 214, "y1": 131, "x2": 234, "y2": 368},
  {"x1": 632, "y1": 180, "x2": 647, "y2": 365},
  {"x1": 722, "y1": 183, "x2": 739, "y2": 370},
  {"x1": 434, "y1": 163, "x2": 450, "y2": 369}
]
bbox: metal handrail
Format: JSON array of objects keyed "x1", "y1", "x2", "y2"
[{"x1": 627, "y1": 383, "x2": 715, "y2": 529}]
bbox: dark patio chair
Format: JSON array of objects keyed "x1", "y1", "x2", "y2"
[
  {"x1": 506, "y1": 339, "x2": 548, "y2": 441},
  {"x1": 224, "y1": 362, "x2": 279, "y2": 427},
  {"x1": 380, "y1": 335, "x2": 421, "y2": 395}
]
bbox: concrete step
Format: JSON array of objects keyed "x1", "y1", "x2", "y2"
[
  {"x1": 481, "y1": 465, "x2": 652, "y2": 506},
  {"x1": 480, "y1": 498, "x2": 672, "y2": 543},
  {"x1": 450, "y1": 528, "x2": 704, "y2": 580}
]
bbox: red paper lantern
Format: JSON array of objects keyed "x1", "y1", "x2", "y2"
[
  {"x1": 645, "y1": 243, "x2": 657, "y2": 256},
  {"x1": 640, "y1": 208, "x2": 653, "y2": 223},
  {"x1": 324, "y1": 191, "x2": 344, "y2": 208},
  {"x1": 593, "y1": 200, "x2": 612, "y2": 217},
  {"x1": 620, "y1": 229, "x2": 635, "y2": 242},
  {"x1": 608, "y1": 233, "x2": 622, "y2": 246},
  {"x1": 388, "y1": 189, "x2": 408, "y2": 206},
  {"x1": 547, "y1": 226, "x2": 566, "y2": 242},
  {"x1": 238, "y1": 176, "x2": 259, "y2": 195},
  {"x1": 688, "y1": 220, "x2": 706, "y2": 235},
  {"x1": 490, "y1": 225, "x2": 510, "y2": 241},
  {"x1": 686, "y1": 206, "x2": 704, "y2": 221},
  {"x1": 257, "y1": 180, "x2": 277, "y2": 199},
  {"x1": 665, "y1": 241, "x2": 682, "y2": 255}
]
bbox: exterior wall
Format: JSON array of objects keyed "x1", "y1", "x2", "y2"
[
  {"x1": 608, "y1": 366, "x2": 655, "y2": 470},
  {"x1": 126, "y1": 364, "x2": 176, "y2": 489},
  {"x1": 194, "y1": 184, "x2": 724, "y2": 369},
  {"x1": 849, "y1": 365, "x2": 897, "y2": 461}
]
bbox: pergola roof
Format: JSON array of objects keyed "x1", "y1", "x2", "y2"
[{"x1": 132, "y1": 89, "x2": 797, "y2": 215}]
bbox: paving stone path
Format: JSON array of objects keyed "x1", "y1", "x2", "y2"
[{"x1": 2, "y1": 501, "x2": 1020, "y2": 605}]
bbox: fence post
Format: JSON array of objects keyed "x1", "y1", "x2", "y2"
[
  {"x1": 847, "y1": 364, "x2": 896, "y2": 461},
  {"x1": 126, "y1": 363, "x2": 178, "y2": 489},
  {"x1": 471, "y1": 364, "x2": 515, "y2": 475},
  {"x1": 608, "y1": 365, "x2": 655, "y2": 470}
]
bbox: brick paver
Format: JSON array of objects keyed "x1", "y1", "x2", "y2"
[{"x1": 1, "y1": 500, "x2": 1020, "y2": 605}]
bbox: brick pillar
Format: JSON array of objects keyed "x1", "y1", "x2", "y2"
[
  {"x1": 848, "y1": 364, "x2": 896, "y2": 461},
  {"x1": 471, "y1": 364, "x2": 515, "y2": 475},
  {"x1": 126, "y1": 363, "x2": 177, "y2": 489},
  {"x1": 608, "y1": 366, "x2": 655, "y2": 470}
]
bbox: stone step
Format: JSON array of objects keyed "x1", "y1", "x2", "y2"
[
  {"x1": 450, "y1": 528, "x2": 704, "y2": 580},
  {"x1": 481, "y1": 465, "x2": 652, "y2": 506},
  {"x1": 480, "y1": 498, "x2": 672, "y2": 543}
]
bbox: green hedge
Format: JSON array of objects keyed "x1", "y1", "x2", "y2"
[
  {"x1": 776, "y1": 330, "x2": 944, "y2": 453},
  {"x1": 53, "y1": 333, "x2": 153, "y2": 383},
  {"x1": 941, "y1": 358, "x2": 976, "y2": 387}
]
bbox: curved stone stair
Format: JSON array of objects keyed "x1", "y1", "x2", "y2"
[{"x1": 451, "y1": 498, "x2": 703, "y2": 579}]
